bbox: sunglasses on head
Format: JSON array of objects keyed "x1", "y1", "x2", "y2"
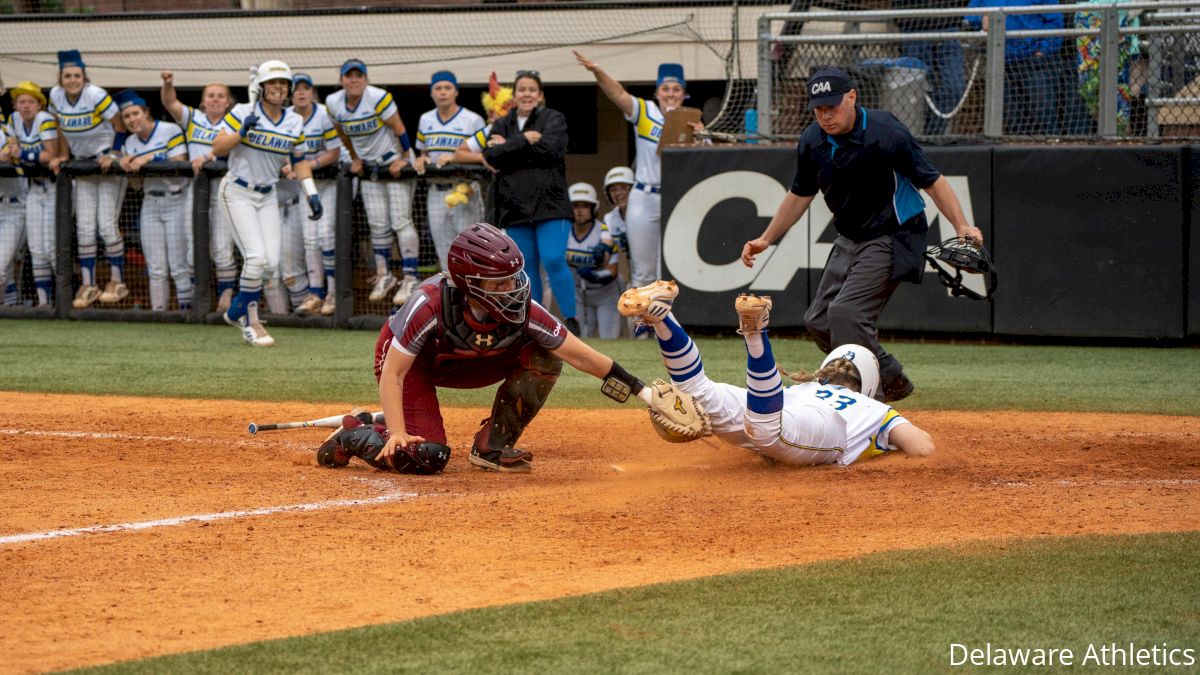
[{"x1": 515, "y1": 69, "x2": 541, "y2": 79}]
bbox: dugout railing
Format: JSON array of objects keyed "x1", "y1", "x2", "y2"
[
  {"x1": 0, "y1": 161, "x2": 493, "y2": 330},
  {"x1": 757, "y1": 1, "x2": 1200, "y2": 141}
]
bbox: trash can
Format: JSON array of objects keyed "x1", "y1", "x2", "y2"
[{"x1": 858, "y1": 57, "x2": 930, "y2": 132}]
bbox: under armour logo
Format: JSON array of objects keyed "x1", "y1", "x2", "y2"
[
  {"x1": 474, "y1": 333, "x2": 495, "y2": 347},
  {"x1": 811, "y1": 81, "x2": 832, "y2": 95}
]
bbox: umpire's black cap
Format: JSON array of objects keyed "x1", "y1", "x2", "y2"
[{"x1": 806, "y1": 67, "x2": 854, "y2": 109}]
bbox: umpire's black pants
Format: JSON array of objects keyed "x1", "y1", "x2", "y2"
[{"x1": 803, "y1": 234, "x2": 905, "y2": 389}]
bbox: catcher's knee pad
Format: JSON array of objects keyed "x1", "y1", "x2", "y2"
[
  {"x1": 517, "y1": 343, "x2": 563, "y2": 378},
  {"x1": 392, "y1": 442, "x2": 451, "y2": 475}
]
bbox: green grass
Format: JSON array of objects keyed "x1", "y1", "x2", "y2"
[
  {"x1": 1, "y1": 319, "x2": 1197, "y2": 414},
  {"x1": 75, "y1": 532, "x2": 1200, "y2": 674}
]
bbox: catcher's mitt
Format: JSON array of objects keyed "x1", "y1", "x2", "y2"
[
  {"x1": 924, "y1": 237, "x2": 997, "y2": 300},
  {"x1": 647, "y1": 378, "x2": 711, "y2": 443}
]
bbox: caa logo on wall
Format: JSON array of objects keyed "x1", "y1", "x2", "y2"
[{"x1": 662, "y1": 170, "x2": 986, "y2": 298}]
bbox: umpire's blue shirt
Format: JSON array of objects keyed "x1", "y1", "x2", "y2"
[{"x1": 791, "y1": 105, "x2": 941, "y2": 281}]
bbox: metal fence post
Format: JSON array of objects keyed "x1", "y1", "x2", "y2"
[
  {"x1": 984, "y1": 10, "x2": 1007, "y2": 139},
  {"x1": 334, "y1": 171, "x2": 354, "y2": 328},
  {"x1": 191, "y1": 170, "x2": 212, "y2": 323},
  {"x1": 758, "y1": 14, "x2": 774, "y2": 140},
  {"x1": 54, "y1": 175, "x2": 73, "y2": 320},
  {"x1": 1098, "y1": 5, "x2": 1120, "y2": 136}
]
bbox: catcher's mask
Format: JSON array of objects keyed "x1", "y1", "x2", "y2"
[
  {"x1": 925, "y1": 237, "x2": 997, "y2": 300},
  {"x1": 447, "y1": 223, "x2": 531, "y2": 324},
  {"x1": 819, "y1": 344, "x2": 880, "y2": 399}
]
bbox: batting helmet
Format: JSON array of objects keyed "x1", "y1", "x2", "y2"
[
  {"x1": 568, "y1": 182, "x2": 599, "y2": 206},
  {"x1": 603, "y1": 166, "x2": 635, "y2": 202},
  {"x1": 447, "y1": 223, "x2": 531, "y2": 324},
  {"x1": 820, "y1": 344, "x2": 880, "y2": 400},
  {"x1": 251, "y1": 60, "x2": 293, "y2": 103}
]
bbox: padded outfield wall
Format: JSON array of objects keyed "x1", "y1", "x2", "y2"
[{"x1": 661, "y1": 145, "x2": 1196, "y2": 339}]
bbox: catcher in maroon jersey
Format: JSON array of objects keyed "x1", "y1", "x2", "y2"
[{"x1": 319, "y1": 223, "x2": 660, "y2": 474}]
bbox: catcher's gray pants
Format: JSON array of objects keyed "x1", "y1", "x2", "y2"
[
  {"x1": 804, "y1": 234, "x2": 905, "y2": 387},
  {"x1": 427, "y1": 180, "x2": 482, "y2": 271},
  {"x1": 575, "y1": 279, "x2": 621, "y2": 338}
]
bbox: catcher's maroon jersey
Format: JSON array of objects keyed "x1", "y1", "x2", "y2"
[{"x1": 377, "y1": 275, "x2": 566, "y2": 377}]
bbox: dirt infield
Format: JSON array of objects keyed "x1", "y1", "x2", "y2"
[{"x1": 1, "y1": 391, "x2": 1197, "y2": 674}]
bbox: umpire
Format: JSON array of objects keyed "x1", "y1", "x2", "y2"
[{"x1": 741, "y1": 67, "x2": 981, "y2": 402}]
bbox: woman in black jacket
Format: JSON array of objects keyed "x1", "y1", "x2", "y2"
[{"x1": 482, "y1": 71, "x2": 578, "y2": 334}]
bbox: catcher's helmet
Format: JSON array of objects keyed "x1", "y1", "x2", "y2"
[
  {"x1": 447, "y1": 223, "x2": 530, "y2": 324},
  {"x1": 820, "y1": 344, "x2": 880, "y2": 399},
  {"x1": 925, "y1": 237, "x2": 997, "y2": 300}
]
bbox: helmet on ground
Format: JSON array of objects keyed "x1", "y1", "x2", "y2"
[
  {"x1": 447, "y1": 223, "x2": 530, "y2": 324},
  {"x1": 252, "y1": 60, "x2": 293, "y2": 102},
  {"x1": 568, "y1": 182, "x2": 598, "y2": 206},
  {"x1": 820, "y1": 344, "x2": 880, "y2": 399}
]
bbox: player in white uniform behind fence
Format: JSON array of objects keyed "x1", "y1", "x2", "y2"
[
  {"x1": 576, "y1": 53, "x2": 706, "y2": 290},
  {"x1": 114, "y1": 89, "x2": 190, "y2": 311},
  {"x1": 212, "y1": 60, "x2": 322, "y2": 347},
  {"x1": 160, "y1": 71, "x2": 239, "y2": 312},
  {"x1": 414, "y1": 70, "x2": 485, "y2": 271},
  {"x1": 326, "y1": 59, "x2": 423, "y2": 307},
  {"x1": 566, "y1": 182, "x2": 621, "y2": 338},
  {"x1": 7, "y1": 81, "x2": 59, "y2": 307},
  {"x1": 0, "y1": 108, "x2": 27, "y2": 305},
  {"x1": 600, "y1": 166, "x2": 633, "y2": 276},
  {"x1": 618, "y1": 281, "x2": 936, "y2": 465},
  {"x1": 277, "y1": 72, "x2": 340, "y2": 317},
  {"x1": 50, "y1": 50, "x2": 130, "y2": 309}
]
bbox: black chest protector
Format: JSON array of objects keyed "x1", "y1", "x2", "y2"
[{"x1": 433, "y1": 282, "x2": 527, "y2": 364}]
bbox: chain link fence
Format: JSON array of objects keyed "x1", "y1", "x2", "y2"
[
  {"x1": 0, "y1": 160, "x2": 492, "y2": 326},
  {"x1": 757, "y1": 1, "x2": 1200, "y2": 142}
]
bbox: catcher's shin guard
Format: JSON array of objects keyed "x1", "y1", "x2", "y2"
[{"x1": 472, "y1": 345, "x2": 562, "y2": 469}]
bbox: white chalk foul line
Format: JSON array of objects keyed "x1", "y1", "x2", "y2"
[{"x1": 0, "y1": 491, "x2": 418, "y2": 546}]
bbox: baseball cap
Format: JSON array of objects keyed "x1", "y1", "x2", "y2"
[
  {"x1": 114, "y1": 88, "x2": 146, "y2": 110},
  {"x1": 431, "y1": 70, "x2": 457, "y2": 88},
  {"x1": 806, "y1": 67, "x2": 854, "y2": 110},
  {"x1": 657, "y1": 63, "x2": 686, "y2": 89},
  {"x1": 340, "y1": 59, "x2": 367, "y2": 76},
  {"x1": 292, "y1": 73, "x2": 314, "y2": 87},
  {"x1": 57, "y1": 49, "x2": 86, "y2": 70}
]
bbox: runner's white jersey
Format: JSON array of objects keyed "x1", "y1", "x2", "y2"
[
  {"x1": 600, "y1": 206, "x2": 628, "y2": 252},
  {"x1": 463, "y1": 123, "x2": 492, "y2": 153},
  {"x1": 416, "y1": 106, "x2": 485, "y2": 161},
  {"x1": 781, "y1": 382, "x2": 906, "y2": 466},
  {"x1": 178, "y1": 104, "x2": 229, "y2": 161},
  {"x1": 0, "y1": 115, "x2": 24, "y2": 200},
  {"x1": 222, "y1": 102, "x2": 306, "y2": 186},
  {"x1": 566, "y1": 221, "x2": 614, "y2": 272},
  {"x1": 325, "y1": 85, "x2": 399, "y2": 163},
  {"x1": 121, "y1": 120, "x2": 187, "y2": 194},
  {"x1": 624, "y1": 96, "x2": 664, "y2": 186},
  {"x1": 288, "y1": 103, "x2": 342, "y2": 161},
  {"x1": 49, "y1": 83, "x2": 118, "y2": 158}
]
